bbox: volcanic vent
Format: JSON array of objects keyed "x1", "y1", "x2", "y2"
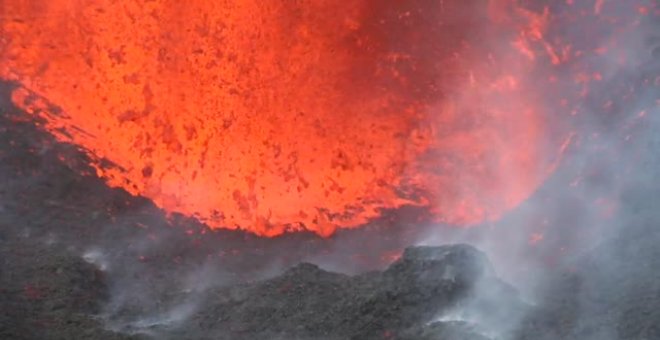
[
  {"x1": 1, "y1": 0, "x2": 567, "y2": 236},
  {"x1": 1, "y1": 0, "x2": 659, "y2": 339}
]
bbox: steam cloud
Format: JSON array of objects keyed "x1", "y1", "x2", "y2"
[{"x1": 417, "y1": 1, "x2": 659, "y2": 339}]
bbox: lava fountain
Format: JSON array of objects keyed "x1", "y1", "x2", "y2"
[{"x1": 0, "y1": 0, "x2": 574, "y2": 236}]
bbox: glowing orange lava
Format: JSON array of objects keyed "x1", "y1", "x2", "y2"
[{"x1": 0, "y1": 0, "x2": 563, "y2": 236}]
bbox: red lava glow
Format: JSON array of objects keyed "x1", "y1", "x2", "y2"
[{"x1": 1, "y1": 1, "x2": 570, "y2": 237}]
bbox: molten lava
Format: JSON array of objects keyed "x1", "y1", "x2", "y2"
[{"x1": 1, "y1": 1, "x2": 571, "y2": 236}]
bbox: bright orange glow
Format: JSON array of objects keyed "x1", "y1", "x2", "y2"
[{"x1": 1, "y1": 1, "x2": 562, "y2": 236}]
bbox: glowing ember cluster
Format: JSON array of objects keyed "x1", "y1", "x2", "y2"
[{"x1": 2, "y1": 0, "x2": 643, "y2": 237}]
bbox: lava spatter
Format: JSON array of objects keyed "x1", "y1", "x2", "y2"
[{"x1": 1, "y1": 0, "x2": 566, "y2": 236}]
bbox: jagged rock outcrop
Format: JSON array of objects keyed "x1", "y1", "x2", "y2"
[{"x1": 174, "y1": 244, "x2": 511, "y2": 340}]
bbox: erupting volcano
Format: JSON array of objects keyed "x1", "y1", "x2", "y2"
[
  {"x1": 1, "y1": 1, "x2": 659, "y2": 339},
  {"x1": 0, "y1": 0, "x2": 607, "y2": 237}
]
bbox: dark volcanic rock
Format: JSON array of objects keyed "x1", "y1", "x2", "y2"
[
  {"x1": 384, "y1": 244, "x2": 494, "y2": 288},
  {"x1": 0, "y1": 236, "x2": 140, "y2": 340},
  {"x1": 172, "y1": 244, "x2": 504, "y2": 340}
]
